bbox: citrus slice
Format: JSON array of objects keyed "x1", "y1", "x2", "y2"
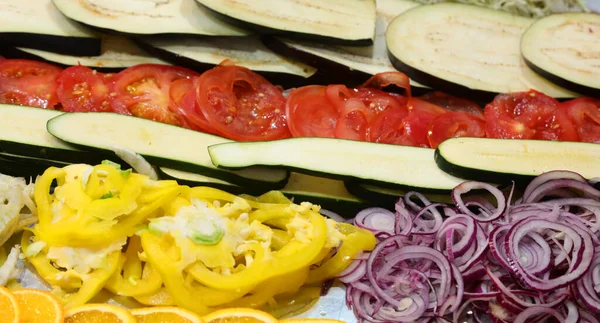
[
  {"x1": 202, "y1": 308, "x2": 278, "y2": 323},
  {"x1": 0, "y1": 286, "x2": 19, "y2": 323},
  {"x1": 64, "y1": 303, "x2": 136, "y2": 323},
  {"x1": 279, "y1": 319, "x2": 345, "y2": 323},
  {"x1": 12, "y1": 288, "x2": 63, "y2": 323},
  {"x1": 131, "y1": 306, "x2": 203, "y2": 323}
]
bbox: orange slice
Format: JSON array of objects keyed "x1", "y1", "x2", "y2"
[
  {"x1": 64, "y1": 303, "x2": 136, "y2": 323},
  {"x1": 131, "y1": 306, "x2": 203, "y2": 323},
  {"x1": 280, "y1": 319, "x2": 345, "y2": 323},
  {"x1": 0, "y1": 286, "x2": 19, "y2": 323},
  {"x1": 202, "y1": 308, "x2": 278, "y2": 323},
  {"x1": 12, "y1": 288, "x2": 63, "y2": 323}
]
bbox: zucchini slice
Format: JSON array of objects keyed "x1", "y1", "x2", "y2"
[
  {"x1": 46, "y1": 112, "x2": 289, "y2": 189},
  {"x1": 135, "y1": 35, "x2": 317, "y2": 87},
  {"x1": 160, "y1": 169, "x2": 369, "y2": 216},
  {"x1": 0, "y1": 0, "x2": 100, "y2": 56},
  {"x1": 344, "y1": 181, "x2": 453, "y2": 205},
  {"x1": 386, "y1": 3, "x2": 578, "y2": 100},
  {"x1": 0, "y1": 104, "x2": 105, "y2": 163},
  {"x1": 2, "y1": 36, "x2": 168, "y2": 72},
  {"x1": 52, "y1": 0, "x2": 245, "y2": 36},
  {"x1": 195, "y1": 0, "x2": 376, "y2": 45},
  {"x1": 521, "y1": 13, "x2": 600, "y2": 97},
  {"x1": 435, "y1": 137, "x2": 600, "y2": 183},
  {"x1": 263, "y1": 0, "x2": 428, "y2": 89},
  {"x1": 208, "y1": 138, "x2": 466, "y2": 191}
]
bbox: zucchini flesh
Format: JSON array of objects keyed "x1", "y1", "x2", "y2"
[
  {"x1": 195, "y1": 0, "x2": 376, "y2": 44},
  {"x1": 51, "y1": 0, "x2": 245, "y2": 36},
  {"x1": 208, "y1": 138, "x2": 466, "y2": 191},
  {"x1": 0, "y1": 0, "x2": 100, "y2": 56},
  {"x1": 8, "y1": 36, "x2": 168, "y2": 71},
  {"x1": 435, "y1": 137, "x2": 600, "y2": 182},
  {"x1": 46, "y1": 112, "x2": 289, "y2": 189},
  {"x1": 345, "y1": 181, "x2": 453, "y2": 205},
  {"x1": 160, "y1": 168, "x2": 369, "y2": 216},
  {"x1": 385, "y1": 3, "x2": 577, "y2": 99},
  {"x1": 0, "y1": 104, "x2": 104, "y2": 163},
  {"x1": 521, "y1": 13, "x2": 600, "y2": 97}
]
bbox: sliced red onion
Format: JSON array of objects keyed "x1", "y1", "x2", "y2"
[
  {"x1": 452, "y1": 181, "x2": 506, "y2": 222},
  {"x1": 354, "y1": 207, "x2": 396, "y2": 235},
  {"x1": 343, "y1": 170, "x2": 600, "y2": 322},
  {"x1": 319, "y1": 208, "x2": 345, "y2": 222}
]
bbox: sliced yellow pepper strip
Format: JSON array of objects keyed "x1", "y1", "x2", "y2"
[
  {"x1": 307, "y1": 223, "x2": 376, "y2": 284},
  {"x1": 104, "y1": 237, "x2": 162, "y2": 297}
]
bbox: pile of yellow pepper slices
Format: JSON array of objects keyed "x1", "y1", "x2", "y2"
[{"x1": 21, "y1": 162, "x2": 376, "y2": 315}]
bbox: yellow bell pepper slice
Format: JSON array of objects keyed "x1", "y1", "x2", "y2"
[{"x1": 306, "y1": 223, "x2": 376, "y2": 284}]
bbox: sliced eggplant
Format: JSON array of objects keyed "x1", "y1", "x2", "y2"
[
  {"x1": 1, "y1": 36, "x2": 168, "y2": 72},
  {"x1": 135, "y1": 35, "x2": 316, "y2": 87},
  {"x1": 195, "y1": 0, "x2": 376, "y2": 45},
  {"x1": 521, "y1": 13, "x2": 600, "y2": 97},
  {"x1": 0, "y1": 0, "x2": 100, "y2": 56},
  {"x1": 386, "y1": 3, "x2": 578, "y2": 101},
  {"x1": 263, "y1": 0, "x2": 428, "y2": 90},
  {"x1": 52, "y1": 0, "x2": 245, "y2": 36}
]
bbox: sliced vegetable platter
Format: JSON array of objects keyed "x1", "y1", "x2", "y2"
[{"x1": 1, "y1": 0, "x2": 600, "y2": 322}]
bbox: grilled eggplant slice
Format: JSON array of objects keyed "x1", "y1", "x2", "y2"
[
  {"x1": 0, "y1": 36, "x2": 168, "y2": 72},
  {"x1": 52, "y1": 0, "x2": 245, "y2": 36},
  {"x1": 135, "y1": 35, "x2": 317, "y2": 87},
  {"x1": 521, "y1": 13, "x2": 600, "y2": 97},
  {"x1": 263, "y1": 0, "x2": 428, "y2": 90},
  {"x1": 0, "y1": 0, "x2": 100, "y2": 56},
  {"x1": 195, "y1": 0, "x2": 376, "y2": 45},
  {"x1": 386, "y1": 3, "x2": 578, "y2": 101}
]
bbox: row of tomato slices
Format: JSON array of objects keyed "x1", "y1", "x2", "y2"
[{"x1": 1, "y1": 58, "x2": 599, "y2": 148}]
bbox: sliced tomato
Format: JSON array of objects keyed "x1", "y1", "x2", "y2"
[
  {"x1": 360, "y1": 71, "x2": 411, "y2": 97},
  {"x1": 0, "y1": 59, "x2": 62, "y2": 109},
  {"x1": 420, "y1": 91, "x2": 483, "y2": 117},
  {"x1": 286, "y1": 85, "x2": 338, "y2": 138},
  {"x1": 427, "y1": 112, "x2": 486, "y2": 148},
  {"x1": 366, "y1": 105, "x2": 411, "y2": 145},
  {"x1": 109, "y1": 64, "x2": 199, "y2": 126},
  {"x1": 325, "y1": 85, "x2": 409, "y2": 140},
  {"x1": 178, "y1": 78, "x2": 220, "y2": 135},
  {"x1": 56, "y1": 66, "x2": 113, "y2": 112},
  {"x1": 560, "y1": 98, "x2": 600, "y2": 143},
  {"x1": 197, "y1": 65, "x2": 289, "y2": 141},
  {"x1": 484, "y1": 90, "x2": 578, "y2": 141}
]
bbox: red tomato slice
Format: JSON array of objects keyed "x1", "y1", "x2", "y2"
[
  {"x1": 0, "y1": 59, "x2": 62, "y2": 109},
  {"x1": 109, "y1": 64, "x2": 199, "y2": 126},
  {"x1": 420, "y1": 91, "x2": 483, "y2": 117},
  {"x1": 403, "y1": 98, "x2": 447, "y2": 147},
  {"x1": 560, "y1": 98, "x2": 600, "y2": 143},
  {"x1": 484, "y1": 90, "x2": 578, "y2": 141},
  {"x1": 286, "y1": 85, "x2": 338, "y2": 138},
  {"x1": 197, "y1": 65, "x2": 290, "y2": 141},
  {"x1": 366, "y1": 105, "x2": 411, "y2": 145},
  {"x1": 177, "y1": 78, "x2": 220, "y2": 135},
  {"x1": 427, "y1": 112, "x2": 486, "y2": 148},
  {"x1": 56, "y1": 66, "x2": 112, "y2": 112},
  {"x1": 360, "y1": 71, "x2": 411, "y2": 97},
  {"x1": 325, "y1": 85, "x2": 409, "y2": 140}
]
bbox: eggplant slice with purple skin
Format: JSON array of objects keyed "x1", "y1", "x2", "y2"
[
  {"x1": 51, "y1": 0, "x2": 245, "y2": 36},
  {"x1": 0, "y1": 36, "x2": 169, "y2": 73},
  {"x1": 262, "y1": 0, "x2": 429, "y2": 92},
  {"x1": 194, "y1": 0, "x2": 377, "y2": 45},
  {"x1": 0, "y1": 0, "x2": 100, "y2": 56},
  {"x1": 521, "y1": 13, "x2": 600, "y2": 98},
  {"x1": 385, "y1": 3, "x2": 578, "y2": 101},
  {"x1": 134, "y1": 35, "x2": 319, "y2": 88}
]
